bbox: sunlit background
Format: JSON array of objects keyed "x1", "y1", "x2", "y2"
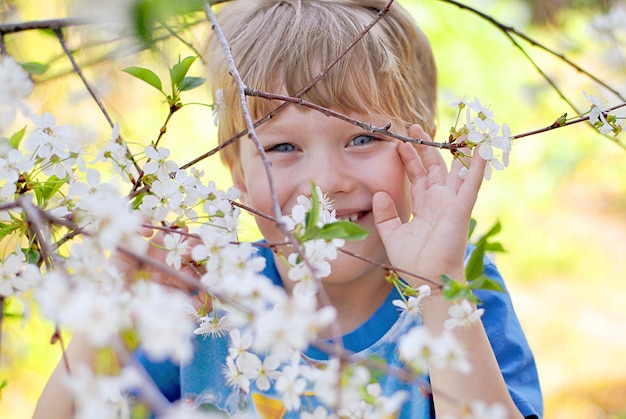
[{"x1": 1, "y1": 0, "x2": 625, "y2": 418}]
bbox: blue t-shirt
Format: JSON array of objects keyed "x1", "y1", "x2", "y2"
[{"x1": 131, "y1": 245, "x2": 543, "y2": 418}]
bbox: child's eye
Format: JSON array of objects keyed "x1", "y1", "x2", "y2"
[
  {"x1": 349, "y1": 135, "x2": 376, "y2": 146},
  {"x1": 266, "y1": 143, "x2": 297, "y2": 153}
]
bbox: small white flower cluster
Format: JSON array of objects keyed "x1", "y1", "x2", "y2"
[
  {"x1": 584, "y1": 91, "x2": 624, "y2": 137},
  {"x1": 444, "y1": 299, "x2": 485, "y2": 331},
  {"x1": 449, "y1": 97, "x2": 513, "y2": 180},
  {"x1": 36, "y1": 269, "x2": 195, "y2": 363},
  {"x1": 0, "y1": 249, "x2": 41, "y2": 298},
  {"x1": 392, "y1": 284, "x2": 431, "y2": 317},
  {"x1": 281, "y1": 186, "x2": 345, "y2": 296},
  {"x1": 138, "y1": 146, "x2": 241, "y2": 224}
]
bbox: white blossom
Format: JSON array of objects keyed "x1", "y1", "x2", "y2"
[
  {"x1": 274, "y1": 353, "x2": 308, "y2": 411},
  {"x1": 0, "y1": 251, "x2": 41, "y2": 297},
  {"x1": 23, "y1": 112, "x2": 80, "y2": 179},
  {"x1": 130, "y1": 281, "x2": 194, "y2": 362},
  {"x1": 139, "y1": 178, "x2": 184, "y2": 222},
  {"x1": 392, "y1": 284, "x2": 431, "y2": 317},
  {"x1": 0, "y1": 56, "x2": 33, "y2": 130},
  {"x1": 194, "y1": 314, "x2": 232, "y2": 338},
  {"x1": 163, "y1": 233, "x2": 190, "y2": 270},
  {"x1": 444, "y1": 299, "x2": 485, "y2": 330},
  {"x1": 143, "y1": 146, "x2": 178, "y2": 181}
]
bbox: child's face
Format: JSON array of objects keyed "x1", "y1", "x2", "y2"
[{"x1": 232, "y1": 105, "x2": 413, "y2": 285}]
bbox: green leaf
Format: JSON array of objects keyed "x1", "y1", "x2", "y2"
[
  {"x1": 178, "y1": 76, "x2": 206, "y2": 92},
  {"x1": 134, "y1": 0, "x2": 154, "y2": 45},
  {"x1": 0, "y1": 222, "x2": 19, "y2": 242},
  {"x1": 131, "y1": 191, "x2": 147, "y2": 210},
  {"x1": 21, "y1": 61, "x2": 49, "y2": 75},
  {"x1": 482, "y1": 220, "x2": 502, "y2": 241},
  {"x1": 469, "y1": 275, "x2": 504, "y2": 292},
  {"x1": 468, "y1": 218, "x2": 477, "y2": 239},
  {"x1": 465, "y1": 241, "x2": 485, "y2": 282},
  {"x1": 170, "y1": 56, "x2": 197, "y2": 92},
  {"x1": 302, "y1": 220, "x2": 369, "y2": 242},
  {"x1": 484, "y1": 242, "x2": 506, "y2": 253},
  {"x1": 33, "y1": 175, "x2": 66, "y2": 206},
  {"x1": 441, "y1": 276, "x2": 479, "y2": 304},
  {"x1": 304, "y1": 182, "x2": 320, "y2": 235},
  {"x1": 122, "y1": 66, "x2": 164, "y2": 93},
  {"x1": 22, "y1": 247, "x2": 41, "y2": 265},
  {"x1": 9, "y1": 126, "x2": 27, "y2": 149}
]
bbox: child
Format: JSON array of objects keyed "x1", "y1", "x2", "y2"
[{"x1": 36, "y1": 0, "x2": 542, "y2": 418}]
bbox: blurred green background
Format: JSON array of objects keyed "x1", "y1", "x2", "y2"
[{"x1": 1, "y1": 0, "x2": 625, "y2": 417}]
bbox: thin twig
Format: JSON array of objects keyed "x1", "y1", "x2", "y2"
[
  {"x1": 202, "y1": 3, "x2": 284, "y2": 226},
  {"x1": 498, "y1": 29, "x2": 581, "y2": 115},
  {"x1": 0, "y1": 17, "x2": 95, "y2": 34},
  {"x1": 338, "y1": 248, "x2": 443, "y2": 290},
  {"x1": 513, "y1": 101, "x2": 626, "y2": 147},
  {"x1": 54, "y1": 28, "x2": 143, "y2": 180},
  {"x1": 245, "y1": 88, "x2": 455, "y2": 149}
]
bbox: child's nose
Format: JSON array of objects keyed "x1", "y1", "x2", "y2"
[{"x1": 306, "y1": 153, "x2": 354, "y2": 196}]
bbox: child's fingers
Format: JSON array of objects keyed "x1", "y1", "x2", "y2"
[
  {"x1": 448, "y1": 148, "x2": 471, "y2": 191},
  {"x1": 407, "y1": 125, "x2": 447, "y2": 188},
  {"x1": 372, "y1": 190, "x2": 402, "y2": 246},
  {"x1": 396, "y1": 141, "x2": 426, "y2": 184},
  {"x1": 458, "y1": 147, "x2": 487, "y2": 203}
]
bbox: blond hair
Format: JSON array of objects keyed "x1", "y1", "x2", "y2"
[{"x1": 206, "y1": 0, "x2": 437, "y2": 175}]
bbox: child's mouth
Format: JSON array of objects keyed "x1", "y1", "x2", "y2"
[{"x1": 341, "y1": 211, "x2": 369, "y2": 223}]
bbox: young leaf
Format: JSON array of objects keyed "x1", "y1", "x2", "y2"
[
  {"x1": 22, "y1": 247, "x2": 41, "y2": 265},
  {"x1": 303, "y1": 220, "x2": 369, "y2": 242},
  {"x1": 468, "y1": 218, "x2": 477, "y2": 239},
  {"x1": 469, "y1": 275, "x2": 504, "y2": 292},
  {"x1": 0, "y1": 222, "x2": 19, "y2": 242},
  {"x1": 304, "y1": 182, "x2": 320, "y2": 234},
  {"x1": 9, "y1": 126, "x2": 27, "y2": 149},
  {"x1": 179, "y1": 76, "x2": 206, "y2": 92},
  {"x1": 465, "y1": 241, "x2": 485, "y2": 282},
  {"x1": 21, "y1": 61, "x2": 49, "y2": 75},
  {"x1": 33, "y1": 175, "x2": 66, "y2": 205},
  {"x1": 131, "y1": 191, "x2": 147, "y2": 210},
  {"x1": 134, "y1": 0, "x2": 155, "y2": 45},
  {"x1": 441, "y1": 276, "x2": 479, "y2": 304},
  {"x1": 482, "y1": 220, "x2": 502, "y2": 241},
  {"x1": 170, "y1": 56, "x2": 197, "y2": 91},
  {"x1": 122, "y1": 66, "x2": 164, "y2": 93}
]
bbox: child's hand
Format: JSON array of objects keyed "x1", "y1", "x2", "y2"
[
  {"x1": 113, "y1": 225, "x2": 207, "y2": 311},
  {"x1": 373, "y1": 124, "x2": 486, "y2": 286}
]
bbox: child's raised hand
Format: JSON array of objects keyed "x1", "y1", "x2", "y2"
[
  {"x1": 113, "y1": 224, "x2": 207, "y2": 311},
  {"x1": 373, "y1": 124, "x2": 487, "y2": 286}
]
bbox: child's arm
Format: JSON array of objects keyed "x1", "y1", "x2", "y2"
[
  {"x1": 373, "y1": 125, "x2": 524, "y2": 418},
  {"x1": 32, "y1": 334, "x2": 100, "y2": 419}
]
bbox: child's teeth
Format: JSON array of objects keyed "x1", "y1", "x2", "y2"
[{"x1": 349, "y1": 213, "x2": 359, "y2": 222}]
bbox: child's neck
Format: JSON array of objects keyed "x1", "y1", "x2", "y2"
[{"x1": 319, "y1": 279, "x2": 392, "y2": 340}]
